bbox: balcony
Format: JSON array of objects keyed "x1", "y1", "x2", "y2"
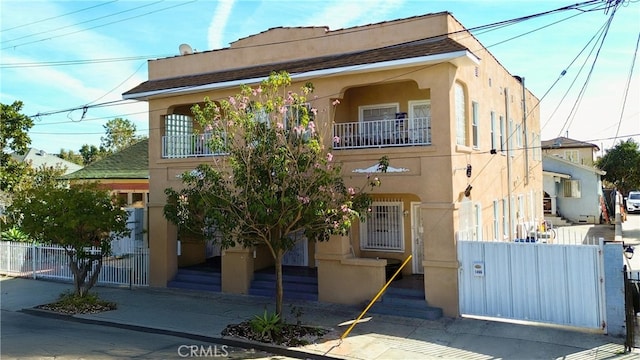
[
  {"x1": 162, "y1": 133, "x2": 224, "y2": 159},
  {"x1": 333, "y1": 117, "x2": 431, "y2": 149},
  {"x1": 162, "y1": 116, "x2": 432, "y2": 158}
]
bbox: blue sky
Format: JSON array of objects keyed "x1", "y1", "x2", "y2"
[{"x1": 1, "y1": 0, "x2": 638, "y2": 155}]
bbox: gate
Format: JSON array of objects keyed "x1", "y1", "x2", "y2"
[
  {"x1": 625, "y1": 269, "x2": 640, "y2": 351},
  {"x1": 458, "y1": 238, "x2": 606, "y2": 330}
]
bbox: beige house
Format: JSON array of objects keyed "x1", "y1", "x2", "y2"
[
  {"x1": 123, "y1": 12, "x2": 543, "y2": 317},
  {"x1": 541, "y1": 136, "x2": 600, "y2": 166}
]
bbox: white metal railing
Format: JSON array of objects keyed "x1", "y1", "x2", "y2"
[
  {"x1": 457, "y1": 222, "x2": 601, "y2": 245},
  {"x1": 162, "y1": 132, "x2": 227, "y2": 159},
  {"x1": 0, "y1": 241, "x2": 149, "y2": 287},
  {"x1": 333, "y1": 117, "x2": 431, "y2": 149}
]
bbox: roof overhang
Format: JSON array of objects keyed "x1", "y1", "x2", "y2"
[
  {"x1": 543, "y1": 170, "x2": 571, "y2": 179},
  {"x1": 123, "y1": 50, "x2": 479, "y2": 101}
]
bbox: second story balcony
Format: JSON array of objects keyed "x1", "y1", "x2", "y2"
[
  {"x1": 333, "y1": 116, "x2": 431, "y2": 150},
  {"x1": 161, "y1": 115, "x2": 433, "y2": 158}
]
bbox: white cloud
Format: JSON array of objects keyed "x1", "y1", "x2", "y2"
[{"x1": 207, "y1": 0, "x2": 236, "y2": 50}]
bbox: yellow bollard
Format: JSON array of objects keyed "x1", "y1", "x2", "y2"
[{"x1": 340, "y1": 255, "x2": 412, "y2": 340}]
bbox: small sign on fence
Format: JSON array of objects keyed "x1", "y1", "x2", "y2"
[{"x1": 473, "y1": 261, "x2": 485, "y2": 277}]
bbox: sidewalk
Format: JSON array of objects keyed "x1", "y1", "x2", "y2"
[{"x1": 1, "y1": 276, "x2": 637, "y2": 360}]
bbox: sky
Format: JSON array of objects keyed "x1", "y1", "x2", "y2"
[{"x1": 1, "y1": 0, "x2": 639, "y2": 156}]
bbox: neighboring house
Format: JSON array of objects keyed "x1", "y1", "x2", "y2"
[
  {"x1": 542, "y1": 154, "x2": 606, "y2": 225},
  {"x1": 62, "y1": 139, "x2": 149, "y2": 209},
  {"x1": 11, "y1": 148, "x2": 83, "y2": 175},
  {"x1": 123, "y1": 12, "x2": 543, "y2": 317},
  {"x1": 62, "y1": 140, "x2": 149, "y2": 252},
  {"x1": 541, "y1": 136, "x2": 600, "y2": 166}
]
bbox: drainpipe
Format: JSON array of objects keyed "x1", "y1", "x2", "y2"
[
  {"x1": 505, "y1": 88, "x2": 513, "y2": 241},
  {"x1": 520, "y1": 77, "x2": 529, "y2": 186}
]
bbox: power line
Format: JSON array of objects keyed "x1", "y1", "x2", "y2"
[
  {"x1": 613, "y1": 32, "x2": 640, "y2": 142},
  {"x1": 25, "y1": 0, "x2": 603, "y2": 120},
  {"x1": 1, "y1": 0, "x2": 197, "y2": 51},
  {"x1": 0, "y1": 1, "x2": 163, "y2": 46},
  {"x1": 0, "y1": 1, "x2": 118, "y2": 33}
]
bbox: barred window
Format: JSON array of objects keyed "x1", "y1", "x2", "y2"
[{"x1": 360, "y1": 201, "x2": 404, "y2": 252}]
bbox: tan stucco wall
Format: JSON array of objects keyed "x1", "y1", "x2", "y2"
[
  {"x1": 315, "y1": 236, "x2": 387, "y2": 304},
  {"x1": 140, "y1": 12, "x2": 543, "y2": 317}
]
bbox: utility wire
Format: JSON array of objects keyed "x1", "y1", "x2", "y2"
[
  {"x1": 25, "y1": 0, "x2": 603, "y2": 119},
  {"x1": 1, "y1": 0, "x2": 197, "y2": 51},
  {"x1": 613, "y1": 31, "x2": 640, "y2": 142},
  {"x1": 0, "y1": 1, "x2": 118, "y2": 33},
  {"x1": 556, "y1": 4, "x2": 619, "y2": 137},
  {"x1": 1, "y1": 1, "x2": 163, "y2": 46}
]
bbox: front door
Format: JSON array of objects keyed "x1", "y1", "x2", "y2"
[
  {"x1": 411, "y1": 202, "x2": 424, "y2": 274},
  {"x1": 282, "y1": 230, "x2": 308, "y2": 266}
]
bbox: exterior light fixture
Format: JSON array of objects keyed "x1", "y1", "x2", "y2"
[{"x1": 625, "y1": 246, "x2": 634, "y2": 260}]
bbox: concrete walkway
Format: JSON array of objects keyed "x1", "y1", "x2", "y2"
[{"x1": 1, "y1": 276, "x2": 637, "y2": 360}]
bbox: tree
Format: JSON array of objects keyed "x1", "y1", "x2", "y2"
[
  {"x1": 163, "y1": 72, "x2": 386, "y2": 316},
  {"x1": 100, "y1": 118, "x2": 144, "y2": 153},
  {"x1": 79, "y1": 144, "x2": 108, "y2": 165},
  {"x1": 596, "y1": 138, "x2": 640, "y2": 195},
  {"x1": 6, "y1": 183, "x2": 130, "y2": 297},
  {"x1": 0, "y1": 101, "x2": 34, "y2": 193},
  {"x1": 57, "y1": 148, "x2": 84, "y2": 166}
]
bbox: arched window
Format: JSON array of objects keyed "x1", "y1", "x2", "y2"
[{"x1": 455, "y1": 82, "x2": 467, "y2": 146}]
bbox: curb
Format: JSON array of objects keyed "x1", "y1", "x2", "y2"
[{"x1": 21, "y1": 308, "x2": 343, "y2": 360}]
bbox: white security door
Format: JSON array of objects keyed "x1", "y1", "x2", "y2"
[{"x1": 411, "y1": 202, "x2": 424, "y2": 274}]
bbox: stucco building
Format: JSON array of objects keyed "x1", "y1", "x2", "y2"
[{"x1": 123, "y1": 12, "x2": 543, "y2": 316}]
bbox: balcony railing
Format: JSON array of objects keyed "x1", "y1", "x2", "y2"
[
  {"x1": 162, "y1": 117, "x2": 432, "y2": 158},
  {"x1": 333, "y1": 117, "x2": 431, "y2": 149},
  {"x1": 162, "y1": 133, "x2": 224, "y2": 159}
]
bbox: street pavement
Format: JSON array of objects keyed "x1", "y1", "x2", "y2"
[{"x1": 1, "y1": 219, "x2": 640, "y2": 359}]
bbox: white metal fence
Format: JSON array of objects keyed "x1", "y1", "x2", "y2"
[{"x1": 0, "y1": 241, "x2": 149, "y2": 287}]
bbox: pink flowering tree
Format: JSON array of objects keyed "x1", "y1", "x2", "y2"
[{"x1": 164, "y1": 71, "x2": 387, "y2": 316}]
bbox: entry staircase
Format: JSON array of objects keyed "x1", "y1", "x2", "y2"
[
  {"x1": 168, "y1": 267, "x2": 221, "y2": 292},
  {"x1": 367, "y1": 286, "x2": 443, "y2": 320},
  {"x1": 248, "y1": 267, "x2": 318, "y2": 301}
]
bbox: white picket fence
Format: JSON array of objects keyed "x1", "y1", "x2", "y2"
[{"x1": 0, "y1": 241, "x2": 149, "y2": 287}]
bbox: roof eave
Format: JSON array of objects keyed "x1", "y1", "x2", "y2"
[{"x1": 123, "y1": 50, "x2": 479, "y2": 101}]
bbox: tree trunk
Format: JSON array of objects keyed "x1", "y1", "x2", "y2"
[{"x1": 275, "y1": 248, "x2": 283, "y2": 317}]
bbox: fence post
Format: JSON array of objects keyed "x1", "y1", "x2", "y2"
[{"x1": 31, "y1": 242, "x2": 36, "y2": 279}]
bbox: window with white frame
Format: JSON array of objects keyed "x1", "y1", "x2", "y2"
[
  {"x1": 490, "y1": 111, "x2": 497, "y2": 151},
  {"x1": 563, "y1": 179, "x2": 581, "y2": 198},
  {"x1": 358, "y1": 103, "x2": 399, "y2": 143},
  {"x1": 472, "y1": 101, "x2": 479, "y2": 149},
  {"x1": 502, "y1": 198, "x2": 508, "y2": 239},
  {"x1": 360, "y1": 201, "x2": 404, "y2": 251},
  {"x1": 564, "y1": 150, "x2": 579, "y2": 163},
  {"x1": 508, "y1": 119, "x2": 514, "y2": 157},
  {"x1": 516, "y1": 123, "x2": 522, "y2": 148},
  {"x1": 455, "y1": 83, "x2": 467, "y2": 146},
  {"x1": 474, "y1": 202, "x2": 483, "y2": 241},
  {"x1": 499, "y1": 115, "x2": 505, "y2": 154},
  {"x1": 493, "y1": 200, "x2": 500, "y2": 241}
]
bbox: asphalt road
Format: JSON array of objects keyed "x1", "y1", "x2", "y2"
[{"x1": 0, "y1": 310, "x2": 284, "y2": 360}]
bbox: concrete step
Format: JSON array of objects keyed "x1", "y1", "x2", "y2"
[
  {"x1": 167, "y1": 268, "x2": 222, "y2": 292},
  {"x1": 253, "y1": 272, "x2": 318, "y2": 285},
  {"x1": 249, "y1": 272, "x2": 318, "y2": 301},
  {"x1": 366, "y1": 287, "x2": 443, "y2": 320}
]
